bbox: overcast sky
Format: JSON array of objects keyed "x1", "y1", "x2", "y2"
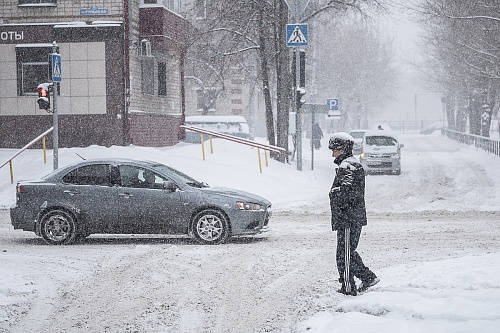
[{"x1": 377, "y1": 4, "x2": 443, "y2": 126}]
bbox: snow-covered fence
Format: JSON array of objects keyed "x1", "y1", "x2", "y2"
[{"x1": 442, "y1": 128, "x2": 500, "y2": 157}]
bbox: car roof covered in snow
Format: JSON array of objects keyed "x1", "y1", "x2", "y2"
[
  {"x1": 363, "y1": 130, "x2": 399, "y2": 140},
  {"x1": 185, "y1": 116, "x2": 247, "y2": 123}
]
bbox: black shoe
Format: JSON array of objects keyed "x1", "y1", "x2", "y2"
[
  {"x1": 358, "y1": 277, "x2": 380, "y2": 293},
  {"x1": 337, "y1": 285, "x2": 357, "y2": 296}
]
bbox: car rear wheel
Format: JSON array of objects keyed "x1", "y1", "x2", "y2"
[
  {"x1": 192, "y1": 209, "x2": 229, "y2": 245},
  {"x1": 39, "y1": 210, "x2": 77, "y2": 245}
]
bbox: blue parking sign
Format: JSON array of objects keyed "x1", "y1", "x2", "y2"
[{"x1": 327, "y1": 98, "x2": 339, "y2": 111}]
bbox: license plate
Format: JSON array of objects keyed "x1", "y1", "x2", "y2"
[{"x1": 368, "y1": 161, "x2": 382, "y2": 166}]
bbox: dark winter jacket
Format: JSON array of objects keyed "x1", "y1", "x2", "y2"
[{"x1": 329, "y1": 153, "x2": 367, "y2": 230}]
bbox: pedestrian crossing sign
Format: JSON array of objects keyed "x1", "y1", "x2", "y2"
[
  {"x1": 51, "y1": 53, "x2": 62, "y2": 82},
  {"x1": 286, "y1": 24, "x2": 308, "y2": 47}
]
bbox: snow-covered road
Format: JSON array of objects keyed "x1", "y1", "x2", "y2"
[
  {"x1": 1, "y1": 133, "x2": 499, "y2": 332},
  {"x1": 1, "y1": 210, "x2": 499, "y2": 333}
]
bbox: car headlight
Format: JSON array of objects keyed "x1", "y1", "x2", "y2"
[
  {"x1": 360, "y1": 152, "x2": 365, "y2": 159},
  {"x1": 391, "y1": 153, "x2": 400, "y2": 158},
  {"x1": 236, "y1": 201, "x2": 263, "y2": 211}
]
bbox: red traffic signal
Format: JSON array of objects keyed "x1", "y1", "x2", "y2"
[
  {"x1": 38, "y1": 87, "x2": 49, "y2": 97},
  {"x1": 37, "y1": 84, "x2": 51, "y2": 111}
]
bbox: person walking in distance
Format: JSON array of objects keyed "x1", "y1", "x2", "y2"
[
  {"x1": 328, "y1": 132, "x2": 379, "y2": 296},
  {"x1": 311, "y1": 122, "x2": 323, "y2": 150}
]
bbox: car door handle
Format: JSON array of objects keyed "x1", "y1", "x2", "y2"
[
  {"x1": 119, "y1": 192, "x2": 133, "y2": 199},
  {"x1": 63, "y1": 190, "x2": 80, "y2": 196}
]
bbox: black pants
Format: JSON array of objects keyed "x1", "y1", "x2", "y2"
[{"x1": 336, "y1": 224, "x2": 376, "y2": 292}]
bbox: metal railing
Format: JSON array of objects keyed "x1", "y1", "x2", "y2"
[
  {"x1": 180, "y1": 125, "x2": 287, "y2": 173},
  {"x1": 442, "y1": 128, "x2": 500, "y2": 157},
  {"x1": 0, "y1": 127, "x2": 54, "y2": 184}
]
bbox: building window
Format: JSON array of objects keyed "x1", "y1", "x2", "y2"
[
  {"x1": 140, "y1": 40, "x2": 151, "y2": 57},
  {"x1": 196, "y1": 88, "x2": 216, "y2": 113},
  {"x1": 16, "y1": 46, "x2": 52, "y2": 96},
  {"x1": 142, "y1": 0, "x2": 185, "y2": 14},
  {"x1": 19, "y1": 0, "x2": 57, "y2": 5},
  {"x1": 158, "y1": 62, "x2": 167, "y2": 96},
  {"x1": 141, "y1": 58, "x2": 154, "y2": 95}
]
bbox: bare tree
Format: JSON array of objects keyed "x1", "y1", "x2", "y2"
[
  {"x1": 311, "y1": 17, "x2": 399, "y2": 130},
  {"x1": 183, "y1": 0, "x2": 395, "y2": 160},
  {"x1": 415, "y1": 0, "x2": 500, "y2": 136}
]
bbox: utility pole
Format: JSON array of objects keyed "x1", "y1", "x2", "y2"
[
  {"x1": 285, "y1": 0, "x2": 310, "y2": 171},
  {"x1": 52, "y1": 41, "x2": 60, "y2": 170},
  {"x1": 295, "y1": 46, "x2": 302, "y2": 170},
  {"x1": 36, "y1": 41, "x2": 61, "y2": 170}
]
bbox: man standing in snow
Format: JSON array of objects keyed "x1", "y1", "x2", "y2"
[{"x1": 329, "y1": 132, "x2": 379, "y2": 296}]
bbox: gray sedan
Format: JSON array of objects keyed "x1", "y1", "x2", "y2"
[{"x1": 10, "y1": 158, "x2": 272, "y2": 245}]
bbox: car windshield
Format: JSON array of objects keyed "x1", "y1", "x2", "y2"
[
  {"x1": 365, "y1": 136, "x2": 397, "y2": 146},
  {"x1": 151, "y1": 164, "x2": 208, "y2": 188},
  {"x1": 350, "y1": 131, "x2": 366, "y2": 139}
]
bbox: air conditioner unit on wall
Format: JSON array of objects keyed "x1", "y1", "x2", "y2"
[{"x1": 140, "y1": 40, "x2": 152, "y2": 57}]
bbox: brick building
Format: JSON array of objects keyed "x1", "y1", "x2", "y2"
[{"x1": 0, "y1": 0, "x2": 189, "y2": 148}]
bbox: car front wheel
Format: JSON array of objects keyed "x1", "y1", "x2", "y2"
[
  {"x1": 39, "y1": 210, "x2": 77, "y2": 245},
  {"x1": 192, "y1": 209, "x2": 229, "y2": 245}
]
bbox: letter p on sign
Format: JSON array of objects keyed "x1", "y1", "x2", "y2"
[{"x1": 327, "y1": 98, "x2": 339, "y2": 111}]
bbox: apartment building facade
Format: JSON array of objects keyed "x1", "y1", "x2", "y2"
[{"x1": 181, "y1": 1, "x2": 268, "y2": 137}]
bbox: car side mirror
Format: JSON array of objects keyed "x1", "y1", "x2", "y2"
[
  {"x1": 400, "y1": 143, "x2": 404, "y2": 148},
  {"x1": 163, "y1": 180, "x2": 177, "y2": 191}
]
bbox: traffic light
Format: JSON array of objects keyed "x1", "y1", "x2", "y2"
[
  {"x1": 291, "y1": 49, "x2": 306, "y2": 88},
  {"x1": 37, "y1": 83, "x2": 51, "y2": 111},
  {"x1": 296, "y1": 87, "x2": 306, "y2": 109}
]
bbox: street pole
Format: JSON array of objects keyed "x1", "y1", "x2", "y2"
[
  {"x1": 248, "y1": 54, "x2": 256, "y2": 137},
  {"x1": 414, "y1": 93, "x2": 417, "y2": 132},
  {"x1": 52, "y1": 41, "x2": 59, "y2": 170},
  {"x1": 285, "y1": 0, "x2": 309, "y2": 171},
  {"x1": 311, "y1": 107, "x2": 315, "y2": 170},
  {"x1": 295, "y1": 45, "x2": 302, "y2": 171}
]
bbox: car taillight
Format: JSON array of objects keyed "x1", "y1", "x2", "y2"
[{"x1": 17, "y1": 184, "x2": 26, "y2": 193}]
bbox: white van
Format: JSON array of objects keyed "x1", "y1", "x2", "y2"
[{"x1": 360, "y1": 131, "x2": 404, "y2": 175}]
